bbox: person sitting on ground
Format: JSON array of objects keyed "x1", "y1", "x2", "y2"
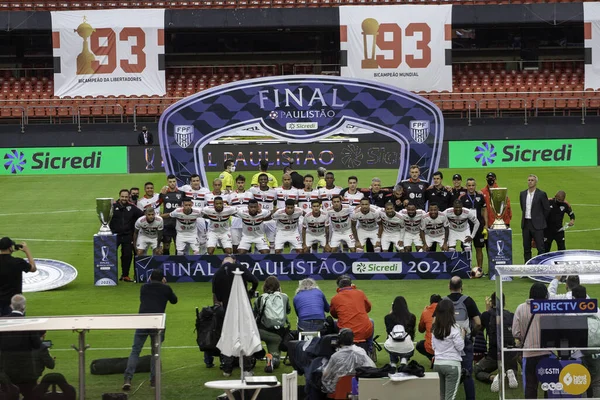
[
  {"x1": 321, "y1": 328, "x2": 376, "y2": 394},
  {"x1": 293, "y1": 278, "x2": 330, "y2": 332},
  {"x1": 253, "y1": 275, "x2": 291, "y2": 372},
  {"x1": 384, "y1": 296, "x2": 416, "y2": 368},
  {"x1": 417, "y1": 294, "x2": 441, "y2": 363}
]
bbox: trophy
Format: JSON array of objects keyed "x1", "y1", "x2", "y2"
[
  {"x1": 96, "y1": 198, "x2": 114, "y2": 235},
  {"x1": 145, "y1": 148, "x2": 155, "y2": 171},
  {"x1": 361, "y1": 18, "x2": 380, "y2": 69},
  {"x1": 489, "y1": 188, "x2": 508, "y2": 229}
]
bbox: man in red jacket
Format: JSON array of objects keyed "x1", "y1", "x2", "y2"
[{"x1": 330, "y1": 275, "x2": 373, "y2": 345}]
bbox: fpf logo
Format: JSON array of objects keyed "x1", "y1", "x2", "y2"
[
  {"x1": 474, "y1": 142, "x2": 497, "y2": 166},
  {"x1": 3, "y1": 149, "x2": 26, "y2": 174}
]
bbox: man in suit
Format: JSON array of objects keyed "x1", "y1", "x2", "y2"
[
  {"x1": 520, "y1": 174, "x2": 550, "y2": 262},
  {"x1": 137, "y1": 126, "x2": 153, "y2": 145}
]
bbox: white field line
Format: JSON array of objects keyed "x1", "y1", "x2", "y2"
[{"x1": 0, "y1": 209, "x2": 94, "y2": 217}]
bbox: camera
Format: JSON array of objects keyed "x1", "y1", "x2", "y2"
[
  {"x1": 42, "y1": 340, "x2": 53, "y2": 348},
  {"x1": 14, "y1": 244, "x2": 23, "y2": 250}
]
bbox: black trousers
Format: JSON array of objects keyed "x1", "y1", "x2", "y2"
[
  {"x1": 117, "y1": 234, "x2": 134, "y2": 277},
  {"x1": 545, "y1": 229, "x2": 566, "y2": 252},
  {"x1": 522, "y1": 219, "x2": 545, "y2": 262},
  {"x1": 525, "y1": 355, "x2": 549, "y2": 398}
]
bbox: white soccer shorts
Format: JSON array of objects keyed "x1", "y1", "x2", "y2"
[
  {"x1": 381, "y1": 232, "x2": 402, "y2": 252},
  {"x1": 403, "y1": 232, "x2": 423, "y2": 248},
  {"x1": 264, "y1": 220, "x2": 276, "y2": 244},
  {"x1": 231, "y1": 228, "x2": 243, "y2": 246},
  {"x1": 275, "y1": 233, "x2": 302, "y2": 251},
  {"x1": 357, "y1": 229, "x2": 379, "y2": 248},
  {"x1": 425, "y1": 235, "x2": 446, "y2": 248},
  {"x1": 238, "y1": 235, "x2": 269, "y2": 252},
  {"x1": 305, "y1": 233, "x2": 326, "y2": 248},
  {"x1": 448, "y1": 230, "x2": 472, "y2": 249},
  {"x1": 136, "y1": 235, "x2": 158, "y2": 252},
  {"x1": 207, "y1": 231, "x2": 233, "y2": 249},
  {"x1": 176, "y1": 233, "x2": 200, "y2": 254},
  {"x1": 330, "y1": 231, "x2": 355, "y2": 249}
]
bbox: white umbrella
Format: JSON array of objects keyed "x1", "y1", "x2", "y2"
[{"x1": 217, "y1": 269, "x2": 262, "y2": 381}]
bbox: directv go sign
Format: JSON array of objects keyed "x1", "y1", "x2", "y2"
[
  {"x1": 530, "y1": 299, "x2": 598, "y2": 314},
  {"x1": 449, "y1": 139, "x2": 597, "y2": 168}
]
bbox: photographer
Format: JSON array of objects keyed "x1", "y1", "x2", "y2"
[{"x1": 0, "y1": 238, "x2": 36, "y2": 316}]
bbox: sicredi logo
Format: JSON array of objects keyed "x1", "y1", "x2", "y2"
[
  {"x1": 530, "y1": 299, "x2": 598, "y2": 314},
  {"x1": 449, "y1": 139, "x2": 597, "y2": 168},
  {"x1": 352, "y1": 261, "x2": 402, "y2": 274},
  {"x1": 1, "y1": 147, "x2": 127, "y2": 175}
]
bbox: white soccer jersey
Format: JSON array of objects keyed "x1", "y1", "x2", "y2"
[
  {"x1": 297, "y1": 188, "x2": 321, "y2": 212},
  {"x1": 229, "y1": 190, "x2": 251, "y2": 208},
  {"x1": 276, "y1": 187, "x2": 299, "y2": 209},
  {"x1": 272, "y1": 208, "x2": 303, "y2": 232},
  {"x1": 169, "y1": 207, "x2": 204, "y2": 233},
  {"x1": 202, "y1": 206, "x2": 237, "y2": 234},
  {"x1": 204, "y1": 191, "x2": 230, "y2": 208},
  {"x1": 327, "y1": 206, "x2": 353, "y2": 233},
  {"x1": 180, "y1": 185, "x2": 209, "y2": 208},
  {"x1": 379, "y1": 210, "x2": 404, "y2": 234},
  {"x1": 399, "y1": 209, "x2": 426, "y2": 235},
  {"x1": 236, "y1": 209, "x2": 271, "y2": 238},
  {"x1": 303, "y1": 211, "x2": 329, "y2": 235},
  {"x1": 249, "y1": 187, "x2": 277, "y2": 211},
  {"x1": 137, "y1": 194, "x2": 161, "y2": 213},
  {"x1": 135, "y1": 215, "x2": 164, "y2": 238},
  {"x1": 319, "y1": 187, "x2": 342, "y2": 210},
  {"x1": 351, "y1": 206, "x2": 381, "y2": 231},
  {"x1": 420, "y1": 213, "x2": 449, "y2": 237},
  {"x1": 343, "y1": 190, "x2": 364, "y2": 207},
  {"x1": 444, "y1": 208, "x2": 477, "y2": 233}
]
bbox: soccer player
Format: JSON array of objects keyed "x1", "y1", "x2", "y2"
[
  {"x1": 327, "y1": 195, "x2": 355, "y2": 253},
  {"x1": 297, "y1": 174, "x2": 320, "y2": 213},
  {"x1": 249, "y1": 174, "x2": 278, "y2": 252},
  {"x1": 219, "y1": 160, "x2": 235, "y2": 191},
  {"x1": 205, "y1": 179, "x2": 230, "y2": 207},
  {"x1": 419, "y1": 204, "x2": 449, "y2": 252},
  {"x1": 378, "y1": 201, "x2": 404, "y2": 252},
  {"x1": 229, "y1": 175, "x2": 251, "y2": 253},
  {"x1": 133, "y1": 208, "x2": 164, "y2": 255},
  {"x1": 545, "y1": 190, "x2": 575, "y2": 252},
  {"x1": 302, "y1": 199, "x2": 330, "y2": 253},
  {"x1": 460, "y1": 178, "x2": 488, "y2": 268},
  {"x1": 400, "y1": 165, "x2": 429, "y2": 210},
  {"x1": 444, "y1": 200, "x2": 480, "y2": 252},
  {"x1": 272, "y1": 199, "x2": 304, "y2": 254},
  {"x1": 159, "y1": 174, "x2": 186, "y2": 256},
  {"x1": 137, "y1": 182, "x2": 161, "y2": 214},
  {"x1": 236, "y1": 199, "x2": 273, "y2": 254},
  {"x1": 424, "y1": 171, "x2": 451, "y2": 211},
  {"x1": 450, "y1": 174, "x2": 467, "y2": 203},
  {"x1": 340, "y1": 176, "x2": 364, "y2": 207},
  {"x1": 351, "y1": 198, "x2": 382, "y2": 252},
  {"x1": 180, "y1": 174, "x2": 209, "y2": 209},
  {"x1": 276, "y1": 174, "x2": 299, "y2": 209},
  {"x1": 250, "y1": 160, "x2": 278, "y2": 188},
  {"x1": 162, "y1": 198, "x2": 203, "y2": 255},
  {"x1": 399, "y1": 203, "x2": 426, "y2": 252},
  {"x1": 319, "y1": 172, "x2": 342, "y2": 210},
  {"x1": 202, "y1": 197, "x2": 238, "y2": 255}
]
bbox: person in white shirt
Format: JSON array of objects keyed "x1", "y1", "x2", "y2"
[
  {"x1": 236, "y1": 199, "x2": 273, "y2": 254},
  {"x1": 548, "y1": 275, "x2": 584, "y2": 299},
  {"x1": 272, "y1": 199, "x2": 304, "y2": 253},
  {"x1": 327, "y1": 195, "x2": 356, "y2": 253},
  {"x1": 276, "y1": 174, "x2": 299, "y2": 209},
  {"x1": 341, "y1": 176, "x2": 364, "y2": 207},
  {"x1": 137, "y1": 181, "x2": 161, "y2": 214},
  {"x1": 319, "y1": 172, "x2": 342, "y2": 210},
  {"x1": 351, "y1": 198, "x2": 381, "y2": 252},
  {"x1": 202, "y1": 197, "x2": 238, "y2": 255},
  {"x1": 229, "y1": 175, "x2": 252, "y2": 253},
  {"x1": 432, "y1": 299, "x2": 466, "y2": 400},
  {"x1": 204, "y1": 179, "x2": 230, "y2": 207},
  {"x1": 444, "y1": 200, "x2": 480, "y2": 252},
  {"x1": 180, "y1": 174, "x2": 209, "y2": 209},
  {"x1": 399, "y1": 204, "x2": 426, "y2": 252},
  {"x1": 161, "y1": 198, "x2": 203, "y2": 255},
  {"x1": 249, "y1": 174, "x2": 278, "y2": 252},
  {"x1": 302, "y1": 199, "x2": 330, "y2": 253},
  {"x1": 297, "y1": 174, "x2": 320, "y2": 213},
  {"x1": 378, "y1": 201, "x2": 404, "y2": 252},
  {"x1": 133, "y1": 207, "x2": 164, "y2": 255},
  {"x1": 420, "y1": 204, "x2": 449, "y2": 252}
]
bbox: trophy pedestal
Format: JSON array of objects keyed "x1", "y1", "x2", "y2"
[
  {"x1": 93, "y1": 234, "x2": 118, "y2": 286},
  {"x1": 488, "y1": 228, "x2": 513, "y2": 281}
]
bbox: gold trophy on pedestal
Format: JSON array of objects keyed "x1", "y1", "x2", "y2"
[
  {"x1": 361, "y1": 18, "x2": 380, "y2": 69},
  {"x1": 489, "y1": 188, "x2": 508, "y2": 229}
]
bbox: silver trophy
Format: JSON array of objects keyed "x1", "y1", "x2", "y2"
[
  {"x1": 497, "y1": 240, "x2": 505, "y2": 256},
  {"x1": 145, "y1": 148, "x2": 155, "y2": 171},
  {"x1": 101, "y1": 245, "x2": 109, "y2": 261},
  {"x1": 96, "y1": 198, "x2": 114, "y2": 235},
  {"x1": 489, "y1": 188, "x2": 508, "y2": 229}
]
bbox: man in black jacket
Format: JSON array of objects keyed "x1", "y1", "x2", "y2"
[
  {"x1": 519, "y1": 175, "x2": 550, "y2": 262},
  {"x1": 109, "y1": 189, "x2": 144, "y2": 282},
  {"x1": 137, "y1": 126, "x2": 153, "y2": 145}
]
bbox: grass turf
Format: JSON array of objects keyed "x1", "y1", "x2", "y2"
[{"x1": 0, "y1": 167, "x2": 598, "y2": 399}]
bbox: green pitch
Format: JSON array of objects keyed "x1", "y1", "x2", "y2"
[{"x1": 0, "y1": 167, "x2": 598, "y2": 399}]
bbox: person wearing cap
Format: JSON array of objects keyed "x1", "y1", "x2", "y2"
[
  {"x1": 0, "y1": 238, "x2": 36, "y2": 316},
  {"x1": 450, "y1": 174, "x2": 467, "y2": 203},
  {"x1": 481, "y1": 172, "x2": 512, "y2": 229}
]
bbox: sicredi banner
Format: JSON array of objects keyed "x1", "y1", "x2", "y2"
[
  {"x1": 530, "y1": 299, "x2": 598, "y2": 315},
  {"x1": 51, "y1": 9, "x2": 165, "y2": 97},
  {"x1": 339, "y1": 5, "x2": 452, "y2": 92},
  {"x1": 1, "y1": 147, "x2": 127, "y2": 175},
  {"x1": 449, "y1": 139, "x2": 597, "y2": 168}
]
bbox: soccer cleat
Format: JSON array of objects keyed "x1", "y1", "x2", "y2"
[
  {"x1": 122, "y1": 378, "x2": 131, "y2": 391},
  {"x1": 222, "y1": 371, "x2": 231, "y2": 377},
  {"x1": 491, "y1": 375, "x2": 499, "y2": 393},
  {"x1": 121, "y1": 276, "x2": 133, "y2": 282},
  {"x1": 264, "y1": 353, "x2": 274, "y2": 373},
  {"x1": 150, "y1": 378, "x2": 155, "y2": 388},
  {"x1": 507, "y1": 369, "x2": 518, "y2": 389},
  {"x1": 389, "y1": 362, "x2": 397, "y2": 369}
]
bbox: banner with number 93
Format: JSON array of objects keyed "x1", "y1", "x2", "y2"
[
  {"x1": 340, "y1": 5, "x2": 452, "y2": 92},
  {"x1": 51, "y1": 9, "x2": 165, "y2": 98}
]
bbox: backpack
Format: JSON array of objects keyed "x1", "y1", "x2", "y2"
[
  {"x1": 446, "y1": 295, "x2": 471, "y2": 335},
  {"x1": 259, "y1": 292, "x2": 287, "y2": 330},
  {"x1": 195, "y1": 305, "x2": 225, "y2": 352},
  {"x1": 389, "y1": 325, "x2": 409, "y2": 342},
  {"x1": 487, "y1": 308, "x2": 515, "y2": 347}
]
